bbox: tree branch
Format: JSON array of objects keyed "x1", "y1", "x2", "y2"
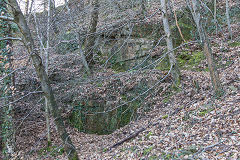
[
  {"x1": 0, "y1": 15, "x2": 14, "y2": 21},
  {"x1": 0, "y1": 37, "x2": 22, "y2": 41}
]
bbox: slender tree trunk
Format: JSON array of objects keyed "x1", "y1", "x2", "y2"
[
  {"x1": 225, "y1": 0, "x2": 232, "y2": 40},
  {"x1": 78, "y1": 32, "x2": 90, "y2": 74},
  {"x1": 6, "y1": 0, "x2": 79, "y2": 159},
  {"x1": 85, "y1": 0, "x2": 99, "y2": 65},
  {"x1": 33, "y1": 13, "x2": 44, "y2": 59},
  {"x1": 214, "y1": 0, "x2": 217, "y2": 35},
  {"x1": 25, "y1": 0, "x2": 29, "y2": 16},
  {"x1": 186, "y1": 0, "x2": 203, "y2": 42},
  {"x1": 33, "y1": 12, "x2": 51, "y2": 143},
  {"x1": 44, "y1": 0, "x2": 52, "y2": 144},
  {"x1": 189, "y1": 0, "x2": 223, "y2": 97},
  {"x1": 160, "y1": 0, "x2": 181, "y2": 86},
  {"x1": 27, "y1": 0, "x2": 34, "y2": 23},
  {"x1": 50, "y1": 0, "x2": 59, "y2": 34}
]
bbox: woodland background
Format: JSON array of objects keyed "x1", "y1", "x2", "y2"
[{"x1": 0, "y1": 0, "x2": 239, "y2": 159}]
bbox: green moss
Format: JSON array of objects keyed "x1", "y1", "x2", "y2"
[
  {"x1": 155, "y1": 57, "x2": 170, "y2": 71},
  {"x1": 145, "y1": 131, "x2": 153, "y2": 140},
  {"x1": 112, "y1": 62, "x2": 127, "y2": 73},
  {"x1": 228, "y1": 41, "x2": 240, "y2": 47},
  {"x1": 161, "y1": 152, "x2": 173, "y2": 160},
  {"x1": 177, "y1": 50, "x2": 205, "y2": 71},
  {"x1": 149, "y1": 155, "x2": 158, "y2": 160},
  {"x1": 69, "y1": 100, "x2": 140, "y2": 135},
  {"x1": 198, "y1": 108, "x2": 214, "y2": 117},
  {"x1": 96, "y1": 82, "x2": 103, "y2": 87},
  {"x1": 199, "y1": 110, "x2": 208, "y2": 117},
  {"x1": 162, "y1": 114, "x2": 168, "y2": 119},
  {"x1": 143, "y1": 146, "x2": 153, "y2": 156},
  {"x1": 37, "y1": 145, "x2": 64, "y2": 157},
  {"x1": 103, "y1": 148, "x2": 108, "y2": 152}
]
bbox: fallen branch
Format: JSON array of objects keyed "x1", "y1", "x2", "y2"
[
  {"x1": 109, "y1": 127, "x2": 146, "y2": 149},
  {"x1": 108, "y1": 105, "x2": 183, "y2": 150},
  {"x1": 193, "y1": 140, "x2": 225, "y2": 158}
]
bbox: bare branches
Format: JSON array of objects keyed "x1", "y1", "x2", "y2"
[
  {"x1": 0, "y1": 15, "x2": 14, "y2": 21},
  {"x1": 0, "y1": 37, "x2": 22, "y2": 41}
]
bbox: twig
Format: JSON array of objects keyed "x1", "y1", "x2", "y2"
[
  {"x1": 0, "y1": 15, "x2": 14, "y2": 21},
  {"x1": 173, "y1": 9, "x2": 186, "y2": 42},
  {"x1": 0, "y1": 37, "x2": 22, "y2": 41}
]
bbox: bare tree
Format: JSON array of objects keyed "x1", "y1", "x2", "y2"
[
  {"x1": 187, "y1": 0, "x2": 223, "y2": 97},
  {"x1": 85, "y1": 0, "x2": 99, "y2": 65},
  {"x1": 4, "y1": 0, "x2": 79, "y2": 159},
  {"x1": 160, "y1": 0, "x2": 181, "y2": 86},
  {"x1": 44, "y1": 0, "x2": 52, "y2": 144}
]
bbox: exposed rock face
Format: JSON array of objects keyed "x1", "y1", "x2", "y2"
[{"x1": 66, "y1": 72, "x2": 163, "y2": 135}]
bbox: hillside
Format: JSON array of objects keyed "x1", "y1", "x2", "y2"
[{"x1": 0, "y1": 0, "x2": 239, "y2": 159}]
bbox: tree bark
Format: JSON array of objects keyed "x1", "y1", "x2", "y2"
[
  {"x1": 186, "y1": 0, "x2": 203, "y2": 42},
  {"x1": 214, "y1": 0, "x2": 217, "y2": 35},
  {"x1": 7, "y1": 0, "x2": 79, "y2": 159},
  {"x1": 85, "y1": 0, "x2": 99, "y2": 65},
  {"x1": 188, "y1": 0, "x2": 223, "y2": 97},
  {"x1": 225, "y1": 0, "x2": 232, "y2": 40},
  {"x1": 160, "y1": 0, "x2": 181, "y2": 86},
  {"x1": 0, "y1": 1, "x2": 15, "y2": 158},
  {"x1": 25, "y1": 0, "x2": 29, "y2": 16},
  {"x1": 78, "y1": 32, "x2": 90, "y2": 74},
  {"x1": 44, "y1": 0, "x2": 52, "y2": 144}
]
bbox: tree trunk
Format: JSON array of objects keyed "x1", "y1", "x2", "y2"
[
  {"x1": 27, "y1": 0, "x2": 34, "y2": 23},
  {"x1": 186, "y1": 0, "x2": 203, "y2": 42},
  {"x1": 160, "y1": 0, "x2": 181, "y2": 86},
  {"x1": 189, "y1": 0, "x2": 223, "y2": 97},
  {"x1": 44, "y1": 0, "x2": 52, "y2": 144},
  {"x1": 7, "y1": 0, "x2": 79, "y2": 159},
  {"x1": 225, "y1": 0, "x2": 232, "y2": 40},
  {"x1": 0, "y1": 3, "x2": 15, "y2": 159},
  {"x1": 85, "y1": 0, "x2": 99, "y2": 65},
  {"x1": 78, "y1": 32, "x2": 90, "y2": 74},
  {"x1": 25, "y1": 0, "x2": 29, "y2": 16},
  {"x1": 214, "y1": 0, "x2": 217, "y2": 35}
]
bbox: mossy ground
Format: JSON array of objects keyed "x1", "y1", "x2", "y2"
[
  {"x1": 177, "y1": 50, "x2": 205, "y2": 71},
  {"x1": 155, "y1": 50, "x2": 205, "y2": 72},
  {"x1": 37, "y1": 144, "x2": 64, "y2": 157}
]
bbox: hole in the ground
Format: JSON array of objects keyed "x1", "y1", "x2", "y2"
[{"x1": 68, "y1": 99, "x2": 140, "y2": 135}]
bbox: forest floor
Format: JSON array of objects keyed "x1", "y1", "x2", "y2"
[{"x1": 10, "y1": 21, "x2": 240, "y2": 160}]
